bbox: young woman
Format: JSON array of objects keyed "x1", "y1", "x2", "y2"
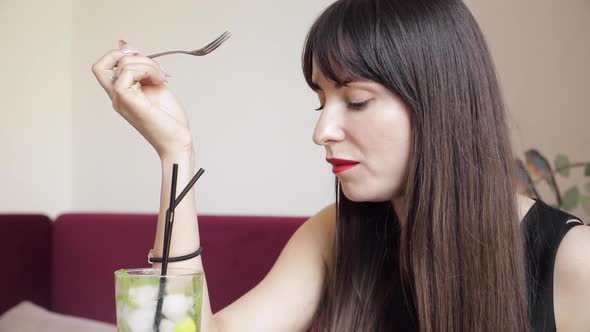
[{"x1": 92, "y1": 0, "x2": 590, "y2": 330}]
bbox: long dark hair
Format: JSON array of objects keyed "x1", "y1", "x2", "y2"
[{"x1": 302, "y1": 0, "x2": 529, "y2": 331}]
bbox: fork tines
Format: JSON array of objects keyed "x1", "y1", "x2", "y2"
[{"x1": 147, "y1": 31, "x2": 231, "y2": 58}]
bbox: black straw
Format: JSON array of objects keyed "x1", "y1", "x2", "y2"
[
  {"x1": 154, "y1": 164, "x2": 178, "y2": 331},
  {"x1": 162, "y1": 163, "x2": 178, "y2": 274},
  {"x1": 170, "y1": 168, "x2": 205, "y2": 212},
  {"x1": 153, "y1": 166, "x2": 205, "y2": 331}
]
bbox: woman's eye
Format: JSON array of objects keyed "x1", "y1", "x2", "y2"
[
  {"x1": 347, "y1": 100, "x2": 370, "y2": 110},
  {"x1": 314, "y1": 99, "x2": 371, "y2": 112}
]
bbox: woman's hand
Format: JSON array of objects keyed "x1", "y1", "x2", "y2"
[{"x1": 91, "y1": 41, "x2": 193, "y2": 158}]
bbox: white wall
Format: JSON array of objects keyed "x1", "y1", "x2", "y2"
[
  {"x1": 71, "y1": 0, "x2": 335, "y2": 216},
  {"x1": 468, "y1": 0, "x2": 590, "y2": 153},
  {"x1": 1, "y1": 0, "x2": 589, "y2": 219},
  {"x1": 467, "y1": 0, "x2": 590, "y2": 219},
  {"x1": 0, "y1": 0, "x2": 72, "y2": 217}
]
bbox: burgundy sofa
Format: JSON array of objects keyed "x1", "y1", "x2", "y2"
[{"x1": 0, "y1": 213, "x2": 307, "y2": 324}]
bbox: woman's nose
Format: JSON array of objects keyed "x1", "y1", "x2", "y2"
[{"x1": 312, "y1": 107, "x2": 345, "y2": 146}]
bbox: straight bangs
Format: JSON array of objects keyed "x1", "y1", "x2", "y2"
[{"x1": 302, "y1": 0, "x2": 399, "y2": 93}]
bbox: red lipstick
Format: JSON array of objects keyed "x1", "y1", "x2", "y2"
[{"x1": 326, "y1": 158, "x2": 360, "y2": 174}]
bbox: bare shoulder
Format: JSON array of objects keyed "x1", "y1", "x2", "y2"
[
  {"x1": 553, "y1": 223, "x2": 590, "y2": 330},
  {"x1": 555, "y1": 223, "x2": 590, "y2": 280},
  {"x1": 303, "y1": 203, "x2": 337, "y2": 267}
]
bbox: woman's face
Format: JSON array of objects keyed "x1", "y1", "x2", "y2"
[{"x1": 311, "y1": 64, "x2": 413, "y2": 202}]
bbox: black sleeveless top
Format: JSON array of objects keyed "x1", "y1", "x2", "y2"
[
  {"x1": 522, "y1": 199, "x2": 585, "y2": 331},
  {"x1": 384, "y1": 199, "x2": 586, "y2": 331}
]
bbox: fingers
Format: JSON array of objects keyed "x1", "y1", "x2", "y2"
[
  {"x1": 111, "y1": 63, "x2": 167, "y2": 107},
  {"x1": 114, "y1": 57, "x2": 168, "y2": 84},
  {"x1": 111, "y1": 68, "x2": 149, "y2": 116},
  {"x1": 91, "y1": 49, "x2": 134, "y2": 98},
  {"x1": 109, "y1": 61, "x2": 168, "y2": 115},
  {"x1": 91, "y1": 42, "x2": 168, "y2": 99}
]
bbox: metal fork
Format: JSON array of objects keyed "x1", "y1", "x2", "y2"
[{"x1": 147, "y1": 31, "x2": 231, "y2": 59}]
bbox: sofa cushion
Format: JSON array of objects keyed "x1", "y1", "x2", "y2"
[
  {"x1": 0, "y1": 214, "x2": 52, "y2": 315},
  {"x1": 0, "y1": 301, "x2": 116, "y2": 332}
]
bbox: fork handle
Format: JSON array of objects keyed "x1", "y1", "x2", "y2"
[{"x1": 147, "y1": 50, "x2": 191, "y2": 58}]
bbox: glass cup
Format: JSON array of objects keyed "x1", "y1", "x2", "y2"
[{"x1": 115, "y1": 268, "x2": 203, "y2": 332}]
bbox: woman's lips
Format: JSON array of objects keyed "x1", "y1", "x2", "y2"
[{"x1": 326, "y1": 158, "x2": 360, "y2": 174}]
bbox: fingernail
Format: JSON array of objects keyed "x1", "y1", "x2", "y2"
[
  {"x1": 122, "y1": 48, "x2": 139, "y2": 55},
  {"x1": 119, "y1": 40, "x2": 139, "y2": 55}
]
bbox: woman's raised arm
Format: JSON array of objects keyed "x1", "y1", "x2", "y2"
[{"x1": 91, "y1": 42, "x2": 333, "y2": 331}]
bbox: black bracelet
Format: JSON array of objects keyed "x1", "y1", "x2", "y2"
[{"x1": 148, "y1": 246, "x2": 203, "y2": 263}]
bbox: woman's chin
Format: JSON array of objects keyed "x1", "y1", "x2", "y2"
[
  {"x1": 340, "y1": 182, "x2": 403, "y2": 203},
  {"x1": 341, "y1": 188, "x2": 391, "y2": 203}
]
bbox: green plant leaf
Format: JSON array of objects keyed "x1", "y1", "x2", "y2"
[
  {"x1": 585, "y1": 163, "x2": 590, "y2": 177},
  {"x1": 581, "y1": 195, "x2": 590, "y2": 217},
  {"x1": 561, "y1": 187, "x2": 580, "y2": 211},
  {"x1": 554, "y1": 154, "x2": 570, "y2": 177}
]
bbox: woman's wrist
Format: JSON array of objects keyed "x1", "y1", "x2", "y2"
[{"x1": 159, "y1": 144, "x2": 196, "y2": 165}]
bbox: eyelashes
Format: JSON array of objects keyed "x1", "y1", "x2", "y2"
[
  {"x1": 348, "y1": 101, "x2": 369, "y2": 110},
  {"x1": 314, "y1": 99, "x2": 371, "y2": 112}
]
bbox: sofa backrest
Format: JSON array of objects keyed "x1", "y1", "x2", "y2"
[
  {"x1": 51, "y1": 213, "x2": 307, "y2": 324},
  {"x1": 0, "y1": 215, "x2": 52, "y2": 315}
]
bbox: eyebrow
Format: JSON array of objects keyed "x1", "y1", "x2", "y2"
[{"x1": 310, "y1": 79, "x2": 352, "y2": 91}]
